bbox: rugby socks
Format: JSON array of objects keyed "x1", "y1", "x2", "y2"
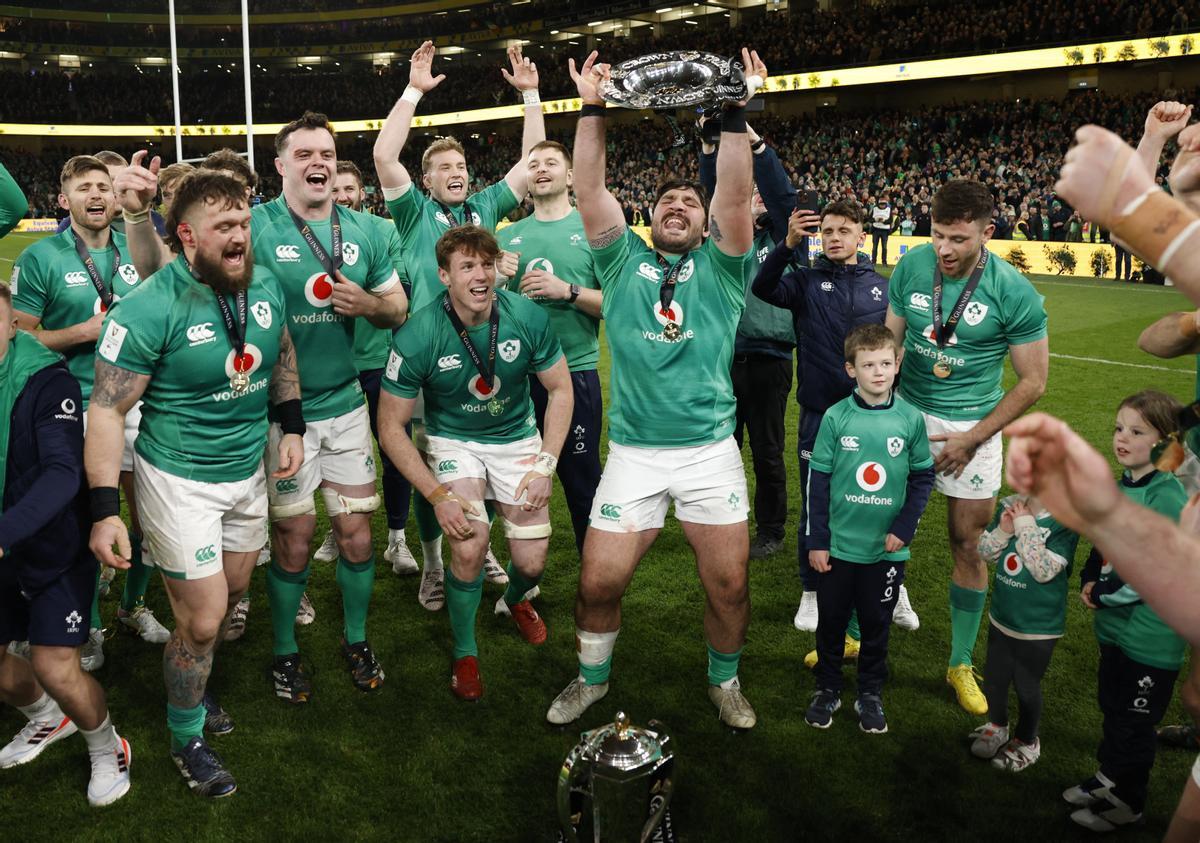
[
  {"x1": 90, "y1": 566, "x2": 102, "y2": 631},
  {"x1": 707, "y1": 644, "x2": 742, "y2": 688},
  {"x1": 577, "y1": 629, "x2": 618, "y2": 685},
  {"x1": 79, "y1": 714, "x2": 119, "y2": 755},
  {"x1": 848, "y1": 610, "x2": 861, "y2": 642},
  {"x1": 336, "y1": 554, "x2": 376, "y2": 646},
  {"x1": 948, "y1": 582, "x2": 987, "y2": 667},
  {"x1": 119, "y1": 531, "x2": 152, "y2": 612},
  {"x1": 501, "y1": 563, "x2": 542, "y2": 608},
  {"x1": 445, "y1": 569, "x2": 484, "y2": 659},
  {"x1": 17, "y1": 692, "x2": 62, "y2": 723},
  {"x1": 266, "y1": 560, "x2": 310, "y2": 656},
  {"x1": 414, "y1": 495, "x2": 444, "y2": 572},
  {"x1": 166, "y1": 702, "x2": 205, "y2": 752}
]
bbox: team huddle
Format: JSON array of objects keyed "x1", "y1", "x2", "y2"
[{"x1": 1, "y1": 41, "x2": 1199, "y2": 836}]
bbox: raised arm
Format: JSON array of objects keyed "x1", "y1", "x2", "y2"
[
  {"x1": 1134, "y1": 101, "x2": 1192, "y2": 179},
  {"x1": 751, "y1": 129, "x2": 797, "y2": 245},
  {"x1": 501, "y1": 46, "x2": 545, "y2": 200},
  {"x1": 114, "y1": 150, "x2": 173, "y2": 278},
  {"x1": 568, "y1": 52, "x2": 626, "y2": 248},
  {"x1": 709, "y1": 49, "x2": 766, "y2": 257},
  {"x1": 0, "y1": 161, "x2": 28, "y2": 239},
  {"x1": 373, "y1": 40, "x2": 445, "y2": 192}
]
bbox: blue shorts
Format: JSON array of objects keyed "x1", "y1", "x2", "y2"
[{"x1": 0, "y1": 559, "x2": 96, "y2": 648}]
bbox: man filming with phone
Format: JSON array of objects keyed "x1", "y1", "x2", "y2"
[
  {"x1": 698, "y1": 114, "x2": 797, "y2": 561},
  {"x1": 751, "y1": 199, "x2": 919, "y2": 640}
]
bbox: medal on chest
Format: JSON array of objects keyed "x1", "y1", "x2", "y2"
[
  {"x1": 656, "y1": 251, "x2": 690, "y2": 342},
  {"x1": 929, "y1": 250, "x2": 988, "y2": 380}
]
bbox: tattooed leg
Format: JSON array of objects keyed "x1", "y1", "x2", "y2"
[{"x1": 163, "y1": 633, "x2": 213, "y2": 709}]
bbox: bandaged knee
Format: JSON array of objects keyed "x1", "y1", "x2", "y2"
[
  {"x1": 269, "y1": 496, "x2": 316, "y2": 521},
  {"x1": 320, "y1": 488, "x2": 380, "y2": 516},
  {"x1": 497, "y1": 516, "x2": 551, "y2": 539}
]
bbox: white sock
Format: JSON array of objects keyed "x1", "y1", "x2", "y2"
[
  {"x1": 79, "y1": 714, "x2": 118, "y2": 755},
  {"x1": 719, "y1": 676, "x2": 740, "y2": 690},
  {"x1": 18, "y1": 692, "x2": 61, "y2": 723},
  {"x1": 576, "y1": 628, "x2": 619, "y2": 675},
  {"x1": 389, "y1": 528, "x2": 404, "y2": 545},
  {"x1": 422, "y1": 539, "x2": 443, "y2": 573}
]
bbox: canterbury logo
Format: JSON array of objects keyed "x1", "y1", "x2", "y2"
[
  {"x1": 275, "y1": 479, "x2": 298, "y2": 493},
  {"x1": 839, "y1": 436, "x2": 860, "y2": 451},
  {"x1": 187, "y1": 322, "x2": 215, "y2": 346},
  {"x1": 437, "y1": 354, "x2": 462, "y2": 371},
  {"x1": 194, "y1": 545, "x2": 217, "y2": 563},
  {"x1": 598, "y1": 503, "x2": 621, "y2": 520},
  {"x1": 909, "y1": 292, "x2": 931, "y2": 309},
  {"x1": 275, "y1": 244, "x2": 301, "y2": 261},
  {"x1": 64, "y1": 271, "x2": 88, "y2": 286},
  {"x1": 437, "y1": 460, "x2": 458, "y2": 473}
]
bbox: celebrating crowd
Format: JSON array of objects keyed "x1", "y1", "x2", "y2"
[{"x1": 1, "y1": 37, "x2": 1200, "y2": 842}]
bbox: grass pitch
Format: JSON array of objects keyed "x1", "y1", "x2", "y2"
[{"x1": 1, "y1": 232, "x2": 1197, "y2": 842}]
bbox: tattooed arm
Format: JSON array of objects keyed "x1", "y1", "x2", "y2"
[
  {"x1": 568, "y1": 52, "x2": 627, "y2": 249},
  {"x1": 269, "y1": 324, "x2": 300, "y2": 405},
  {"x1": 85, "y1": 360, "x2": 149, "y2": 568}
]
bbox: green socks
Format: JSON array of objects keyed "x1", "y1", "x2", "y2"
[
  {"x1": 90, "y1": 564, "x2": 102, "y2": 630},
  {"x1": 119, "y1": 531, "x2": 153, "y2": 612},
  {"x1": 445, "y1": 569, "x2": 484, "y2": 659},
  {"x1": 577, "y1": 629, "x2": 618, "y2": 685},
  {"x1": 266, "y1": 560, "x2": 309, "y2": 656},
  {"x1": 166, "y1": 702, "x2": 205, "y2": 752},
  {"x1": 707, "y1": 644, "x2": 742, "y2": 686},
  {"x1": 336, "y1": 555, "x2": 376, "y2": 645},
  {"x1": 949, "y1": 582, "x2": 987, "y2": 667},
  {"x1": 502, "y1": 563, "x2": 542, "y2": 608},
  {"x1": 414, "y1": 494, "x2": 442, "y2": 543},
  {"x1": 847, "y1": 610, "x2": 861, "y2": 642}
]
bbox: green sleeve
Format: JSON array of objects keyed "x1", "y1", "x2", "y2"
[
  {"x1": 0, "y1": 163, "x2": 27, "y2": 240},
  {"x1": 365, "y1": 221, "x2": 401, "y2": 292},
  {"x1": 593, "y1": 228, "x2": 643, "y2": 304},
  {"x1": 477, "y1": 180, "x2": 520, "y2": 229},
  {"x1": 10, "y1": 247, "x2": 47, "y2": 318},
  {"x1": 809, "y1": 406, "x2": 838, "y2": 473},
  {"x1": 385, "y1": 188, "x2": 424, "y2": 245},
  {"x1": 98, "y1": 292, "x2": 164, "y2": 375},
  {"x1": 1001, "y1": 278, "x2": 1048, "y2": 346},
  {"x1": 700, "y1": 238, "x2": 751, "y2": 311},
  {"x1": 381, "y1": 325, "x2": 424, "y2": 399},
  {"x1": 909, "y1": 409, "x2": 934, "y2": 470}
]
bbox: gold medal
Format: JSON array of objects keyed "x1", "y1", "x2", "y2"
[
  {"x1": 487, "y1": 397, "x2": 504, "y2": 416},
  {"x1": 230, "y1": 370, "x2": 251, "y2": 394},
  {"x1": 663, "y1": 321, "x2": 681, "y2": 341},
  {"x1": 932, "y1": 360, "x2": 952, "y2": 379}
]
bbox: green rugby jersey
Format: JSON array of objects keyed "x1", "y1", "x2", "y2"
[
  {"x1": 385, "y1": 180, "x2": 519, "y2": 313},
  {"x1": 1092, "y1": 470, "x2": 1186, "y2": 647},
  {"x1": 809, "y1": 391, "x2": 933, "y2": 563},
  {"x1": 496, "y1": 208, "x2": 600, "y2": 372},
  {"x1": 382, "y1": 288, "x2": 562, "y2": 444},
  {"x1": 97, "y1": 257, "x2": 286, "y2": 483},
  {"x1": 987, "y1": 499, "x2": 1080, "y2": 638},
  {"x1": 888, "y1": 244, "x2": 1046, "y2": 420},
  {"x1": 251, "y1": 197, "x2": 400, "y2": 421},
  {"x1": 594, "y1": 229, "x2": 750, "y2": 448},
  {"x1": 353, "y1": 213, "x2": 408, "y2": 373},
  {"x1": 11, "y1": 227, "x2": 142, "y2": 406}
]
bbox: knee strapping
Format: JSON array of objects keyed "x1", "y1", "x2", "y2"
[
  {"x1": 320, "y1": 488, "x2": 380, "y2": 516},
  {"x1": 269, "y1": 497, "x2": 316, "y2": 520},
  {"x1": 497, "y1": 516, "x2": 551, "y2": 539},
  {"x1": 463, "y1": 501, "x2": 490, "y2": 524}
]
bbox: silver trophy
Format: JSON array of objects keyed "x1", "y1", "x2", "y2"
[
  {"x1": 600, "y1": 51, "x2": 758, "y2": 111},
  {"x1": 557, "y1": 711, "x2": 676, "y2": 843}
]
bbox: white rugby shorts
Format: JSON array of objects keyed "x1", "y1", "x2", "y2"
[
  {"x1": 425, "y1": 433, "x2": 542, "y2": 507},
  {"x1": 589, "y1": 437, "x2": 749, "y2": 532},
  {"x1": 921, "y1": 411, "x2": 1002, "y2": 500},
  {"x1": 266, "y1": 403, "x2": 377, "y2": 514},
  {"x1": 134, "y1": 454, "x2": 267, "y2": 580}
]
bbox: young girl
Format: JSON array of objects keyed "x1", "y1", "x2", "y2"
[
  {"x1": 1067, "y1": 390, "x2": 1189, "y2": 832},
  {"x1": 969, "y1": 493, "x2": 1079, "y2": 772}
]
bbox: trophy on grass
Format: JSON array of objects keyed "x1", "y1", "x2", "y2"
[
  {"x1": 599, "y1": 51, "x2": 765, "y2": 148},
  {"x1": 557, "y1": 711, "x2": 676, "y2": 843}
]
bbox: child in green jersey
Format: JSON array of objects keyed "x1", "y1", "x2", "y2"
[
  {"x1": 970, "y1": 493, "x2": 1080, "y2": 772},
  {"x1": 1068, "y1": 390, "x2": 1189, "y2": 832},
  {"x1": 804, "y1": 324, "x2": 935, "y2": 733}
]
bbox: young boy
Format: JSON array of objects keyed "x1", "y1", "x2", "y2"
[{"x1": 804, "y1": 323, "x2": 935, "y2": 733}]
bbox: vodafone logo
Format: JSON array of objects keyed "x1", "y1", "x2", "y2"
[
  {"x1": 651, "y1": 301, "x2": 685, "y2": 328},
  {"x1": 304, "y1": 272, "x2": 335, "y2": 308},
  {"x1": 224, "y1": 343, "x2": 264, "y2": 378},
  {"x1": 855, "y1": 462, "x2": 887, "y2": 492},
  {"x1": 1002, "y1": 552, "x2": 1024, "y2": 577},
  {"x1": 467, "y1": 373, "x2": 501, "y2": 402},
  {"x1": 921, "y1": 323, "x2": 958, "y2": 347},
  {"x1": 527, "y1": 257, "x2": 554, "y2": 275}
]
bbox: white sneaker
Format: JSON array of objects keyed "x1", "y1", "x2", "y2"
[
  {"x1": 98, "y1": 565, "x2": 117, "y2": 598},
  {"x1": 493, "y1": 586, "x2": 542, "y2": 617},
  {"x1": 709, "y1": 678, "x2": 757, "y2": 729},
  {"x1": 224, "y1": 596, "x2": 249, "y2": 642},
  {"x1": 993, "y1": 737, "x2": 1040, "y2": 772},
  {"x1": 418, "y1": 569, "x2": 445, "y2": 611},
  {"x1": 793, "y1": 591, "x2": 818, "y2": 632},
  {"x1": 0, "y1": 716, "x2": 77, "y2": 768},
  {"x1": 80, "y1": 628, "x2": 105, "y2": 672},
  {"x1": 547, "y1": 677, "x2": 609, "y2": 725},
  {"x1": 892, "y1": 584, "x2": 919, "y2": 630},
  {"x1": 295, "y1": 591, "x2": 315, "y2": 626},
  {"x1": 117, "y1": 605, "x2": 170, "y2": 644},
  {"x1": 483, "y1": 547, "x2": 508, "y2": 585},
  {"x1": 87, "y1": 735, "x2": 132, "y2": 807},
  {"x1": 385, "y1": 533, "x2": 419, "y2": 575},
  {"x1": 314, "y1": 530, "x2": 338, "y2": 563},
  {"x1": 968, "y1": 722, "x2": 1010, "y2": 759}
]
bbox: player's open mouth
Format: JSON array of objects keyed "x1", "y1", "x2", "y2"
[
  {"x1": 1116, "y1": 447, "x2": 1130, "y2": 458},
  {"x1": 86, "y1": 203, "x2": 106, "y2": 217},
  {"x1": 306, "y1": 172, "x2": 328, "y2": 186},
  {"x1": 223, "y1": 250, "x2": 245, "y2": 268},
  {"x1": 468, "y1": 284, "x2": 490, "y2": 300},
  {"x1": 663, "y1": 215, "x2": 687, "y2": 232},
  {"x1": 447, "y1": 180, "x2": 465, "y2": 194},
  {"x1": 335, "y1": 197, "x2": 352, "y2": 207},
  {"x1": 534, "y1": 176, "x2": 552, "y2": 186}
]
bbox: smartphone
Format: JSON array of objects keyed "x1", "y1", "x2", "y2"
[{"x1": 796, "y1": 190, "x2": 821, "y2": 215}]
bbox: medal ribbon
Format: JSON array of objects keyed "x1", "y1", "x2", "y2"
[
  {"x1": 655, "y1": 251, "x2": 692, "y2": 323},
  {"x1": 71, "y1": 230, "x2": 120, "y2": 309},
  {"x1": 185, "y1": 257, "x2": 248, "y2": 369},
  {"x1": 931, "y1": 249, "x2": 988, "y2": 349},
  {"x1": 287, "y1": 203, "x2": 342, "y2": 277},
  {"x1": 442, "y1": 291, "x2": 499, "y2": 389},
  {"x1": 435, "y1": 199, "x2": 474, "y2": 229}
]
